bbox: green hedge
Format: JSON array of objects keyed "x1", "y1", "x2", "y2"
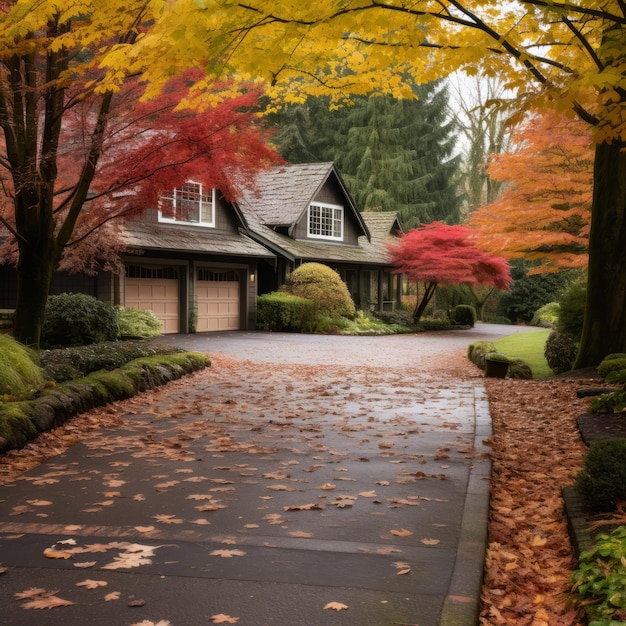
[{"x1": 257, "y1": 292, "x2": 319, "y2": 332}]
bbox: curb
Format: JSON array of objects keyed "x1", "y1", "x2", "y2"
[{"x1": 439, "y1": 384, "x2": 491, "y2": 626}]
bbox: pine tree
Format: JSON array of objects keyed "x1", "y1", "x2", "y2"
[{"x1": 270, "y1": 81, "x2": 462, "y2": 227}]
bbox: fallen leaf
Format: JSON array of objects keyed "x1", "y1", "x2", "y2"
[
  {"x1": 210, "y1": 549, "x2": 246, "y2": 558},
  {"x1": 359, "y1": 491, "x2": 377, "y2": 497},
  {"x1": 288, "y1": 531, "x2": 313, "y2": 538},
  {"x1": 319, "y1": 483, "x2": 336, "y2": 490},
  {"x1": 16, "y1": 588, "x2": 75, "y2": 610},
  {"x1": 153, "y1": 514, "x2": 184, "y2": 524},
  {"x1": 283, "y1": 503, "x2": 323, "y2": 511},
  {"x1": 390, "y1": 528, "x2": 413, "y2": 537},
  {"x1": 73, "y1": 561, "x2": 97, "y2": 569},
  {"x1": 76, "y1": 579, "x2": 108, "y2": 589},
  {"x1": 0, "y1": 566, "x2": 7, "y2": 574},
  {"x1": 128, "y1": 598, "x2": 146, "y2": 607},
  {"x1": 134, "y1": 526, "x2": 156, "y2": 533},
  {"x1": 210, "y1": 615, "x2": 239, "y2": 624},
  {"x1": 104, "y1": 591, "x2": 121, "y2": 601},
  {"x1": 43, "y1": 548, "x2": 73, "y2": 560},
  {"x1": 15, "y1": 588, "x2": 48, "y2": 599},
  {"x1": 324, "y1": 601, "x2": 349, "y2": 611},
  {"x1": 421, "y1": 538, "x2": 440, "y2": 545}
]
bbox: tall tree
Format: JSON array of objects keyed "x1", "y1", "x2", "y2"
[
  {"x1": 450, "y1": 73, "x2": 513, "y2": 211},
  {"x1": 388, "y1": 222, "x2": 511, "y2": 322},
  {"x1": 0, "y1": 0, "x2": 279, "y2": 350},
  {"x1": 271, "y1": 82, "x2": 462, "y2": 227},
  {"x1": 469, "y1": 109, "x2": 593, "y2": 273}
]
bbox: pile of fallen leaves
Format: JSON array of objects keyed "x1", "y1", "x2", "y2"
[{"x1": 480, "y1": 375, "x2": 607, "y2": 626}]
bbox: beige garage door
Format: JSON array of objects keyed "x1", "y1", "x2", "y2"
[
  {"x1": 125, "y1": 266, "x2": 180, "y2": 334},
  {"x1": 197, "y1": 269, "x2": 240, "y2": 332}
]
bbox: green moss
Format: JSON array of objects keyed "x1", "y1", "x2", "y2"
[
  {"x1": 0, "y1": 334, "x2": 45, "y2": 398},
  {"x1": 0, "y1": 404, "x2": 38, "y2": 448}
]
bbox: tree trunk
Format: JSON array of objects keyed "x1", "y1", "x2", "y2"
[
  {"x1": 575, "y1": 141, "x2": 626, "y2": 367},
  {"x1": 413, "y1": 281, "x2": 437, "y2": 322},
  {"x1": 13, "y1": 240, "x2": 57, "y2": 350}
]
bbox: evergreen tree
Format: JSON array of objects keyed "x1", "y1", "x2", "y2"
[{"x1": 270, "y1": 81, "x2": 462, "y2": 227}]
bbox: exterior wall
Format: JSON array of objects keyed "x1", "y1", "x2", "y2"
[
  {"x1": 293, "y1": 177, "x2": 362, "y2": 245},
  {"x1": 133, "y1": 194, "x2": 240, "y2": 234}
]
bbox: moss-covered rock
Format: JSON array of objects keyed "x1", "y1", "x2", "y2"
[{"x1": 0, "y1": 351, "x2": 210, "y2": 453}]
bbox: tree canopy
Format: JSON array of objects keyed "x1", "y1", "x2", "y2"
[
  {"x1": 469, "y1": 109, "x2": 593, "y2": 273},
  {"x1": 1, "y1": 0, "x2": 625, "y2": 364},
  {"x1": 388, "y1": 222, "x2": 511, "y2": 321}
]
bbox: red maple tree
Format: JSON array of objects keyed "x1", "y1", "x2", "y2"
[{"x1": 388, "y1": 222, "x2": 511, "y2": 322}]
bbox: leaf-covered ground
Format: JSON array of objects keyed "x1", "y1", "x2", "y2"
[
  {"x1": 480, "y1": 375, "x2": 607, "y2": 626},
  {"x1": 0, "y1": 339, "x2": 617, "y2": 624}
]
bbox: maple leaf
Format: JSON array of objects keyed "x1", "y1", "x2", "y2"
[
  {"x1": 134, "y1": 526, "x2": 156, "y2": 533},
  {"x1": 210, "y1": 615, "x2": 239, "y2": 624},
  {"x1": 17, "y1": 589, "x2": 75, "y2": 610},
  {"x1": 323, "y1": 602, "x2": 348, "y2": 611},
  {"x1": 76, "y1": 579, "x2": 108, "y2": 589},
  {"x1": 153, "y1": 514, "x2": 184, "y2": 524},
  {"x1": 421, "y1": 538, "x2": 440, "y2": 545},
  {"x1": 390, "y1": 528, "x2": 413, "y2": 537},
  {"x1": 210, "y1": 549, "x2": 246, "y2": 558},
  {"x1": 283, "y1": 503, "x2": 323, "y2": 511},
  {"x1": 43, "y1": 548, "x2": 74, "y2": 559},
  {"x1": 104, "y1": 591, "x2": 121, "y2": 601}
]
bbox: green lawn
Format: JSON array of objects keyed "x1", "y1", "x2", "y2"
[{"x1": 493, "y1": 329, "x2": 553, "y2": 379}]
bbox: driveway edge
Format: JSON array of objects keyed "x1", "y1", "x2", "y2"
[{"x1": 439, "y1": 384, "x2": 491, "y2": 626}]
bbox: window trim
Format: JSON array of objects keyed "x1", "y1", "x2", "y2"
[
  {"x1": 307, "y1": 201, "x2": 344, "y2": 241},
  {"x1": 158, "y1": 182, "x2": 216, "y2": 227}
]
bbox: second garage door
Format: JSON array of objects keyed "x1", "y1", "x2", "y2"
[{"x1": 196, "y1": 269, "x2": 240, "y2": 332}]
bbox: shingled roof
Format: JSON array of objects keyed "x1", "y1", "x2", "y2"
[
  {"x1": 120, "y1": 221, "x2": 274, "y2": 258},
  {"x1": 238, "y1": 162, "x2": 369, "y2": 238}
]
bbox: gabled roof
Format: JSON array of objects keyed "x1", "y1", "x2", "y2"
[
  {"x1": 361, "y1": 212, "x2": 404, "y2": 240},
  {"x1": 238, "y1": 162, "x2": 369, "y2": 239}
]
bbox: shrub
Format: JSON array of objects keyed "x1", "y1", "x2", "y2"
[
  {"x1": 372, "y1": 309, "x2": 414, "y2": 327},
  {"x1": 557, "y1": 276, "x2": 586, "y2": 340},
  {"x1": 571, "y1": 525, "x2": 626, "y2": 624},
  {"x1": 467, "y1": 341, "x2": 497, "y2": 370},
  {"x1": 284, "y1": 263, "x2": 355, "y2": 319},
  {"x1": 544, "y1": 330, "x2": 578, "y2": 374},
  {"x1": 531, "y1": 302, "x2": 560, "y2": 328},
  {"x1": 452, "y1": 304, "x2": 476, "y2": 327},
  {"x1": 575, "y1": 438, "x2": 626, "y2": 512},
  {"x1": 42, "y1": 293, "x2": 119, "y2": 348},
  {"x1": 591, "y1": 391, "x2": 626, "y2": 413},
  {"x1": 0, "y1": 335, "x2": 44, "y2": 399},
  {"x1": 41, "y1": 340, "x2": 183, "y2": 383},
  {"x1": 598, "y1": 357, "x2": 626, "y2": 380},
  {"x1": 257, "y1": 292, "x2": 319, "y2": 332},
  {"x1": 118, "y1": 307, "x2": 163, "y2": 339}
]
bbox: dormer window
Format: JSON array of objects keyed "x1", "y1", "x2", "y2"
[
  {"x1": 159, "y1": 182, "x2": 215, "y2": 227},
  {"x1": 308, "y1": 202, "x2": 343, "y2": 241}
]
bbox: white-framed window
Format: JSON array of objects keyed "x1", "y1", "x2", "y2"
[
  {"x1": 159, "y1": 182, "x2": 215, "y2": 227},
  {"x1": 307, "y1": 202, "x2": 343, "y2": 241}
]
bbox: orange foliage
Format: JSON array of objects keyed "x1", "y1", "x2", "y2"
[{"x1": 469, "y1": 111, "x2": 593, "y2": 273}]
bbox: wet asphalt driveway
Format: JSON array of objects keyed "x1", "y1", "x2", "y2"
[{"x1": 0, "y1": 324, "x2": 535, "y2": 625}]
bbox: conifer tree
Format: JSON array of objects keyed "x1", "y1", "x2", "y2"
[{"x1": 271, "y1": 81, "x2": 462, "y2": 227}]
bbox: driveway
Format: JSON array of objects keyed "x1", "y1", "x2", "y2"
[{"x1": 0, "y1": 324, "x2": 534, "y2": 625}]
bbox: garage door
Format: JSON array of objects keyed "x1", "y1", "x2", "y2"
[
  {"x1": 125, "y1": 266, "x2": 180, "y2": 334},
  {"x1": 196, "y1": 269, "x2": 240, "y2": 332}
]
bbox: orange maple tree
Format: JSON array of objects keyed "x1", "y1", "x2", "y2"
[{"x1": 469, "y1": 110, "x2": 594, "y2": 273}]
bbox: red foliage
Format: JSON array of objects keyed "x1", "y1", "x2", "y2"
[
  {"x1": 0, "y1": 71, "x2": 282, "y2": 273},
  {"x1": 388, "y1": 222, "x2": 511, "y2": 320},
  {"x1": 389, "y1": 222, "x2": 512, "y2": 288}
]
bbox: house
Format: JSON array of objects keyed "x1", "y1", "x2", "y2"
[
  {"x1": 238, "y1": 162, "x2": 404, "y2": 312},
  {"x1": 0, "y1": 163, "x2": 403, "y2": 334}
]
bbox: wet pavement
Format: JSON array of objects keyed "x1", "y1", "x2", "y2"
[{"x1": 0, "y1": 324, "x2": 535, "y2": 625}]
